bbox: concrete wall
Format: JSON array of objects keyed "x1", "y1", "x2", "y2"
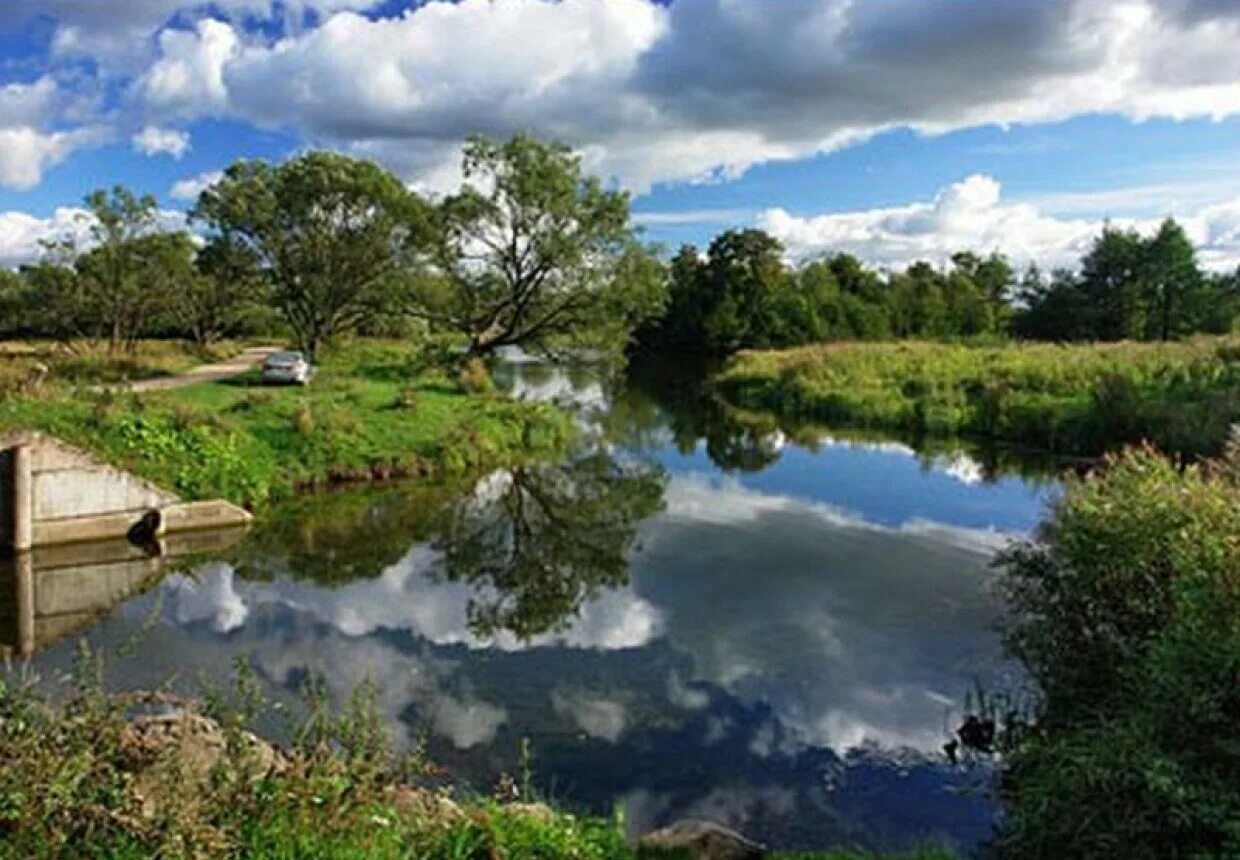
[
  {"x1": 1, "y1": 431, "x2": 250, "y2": 551},
  {"x1": 0, "y1": 528, "x2": 247, "y2": 657}
]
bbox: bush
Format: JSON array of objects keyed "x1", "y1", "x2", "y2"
[{"x1": 993, "y1": 445, "x2": 1240, "y2": 859}]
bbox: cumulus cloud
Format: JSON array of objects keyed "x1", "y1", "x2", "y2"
[
  {"x1": 170, "y1": 170, "x2": 224, "y2": 201},
  {"x1": 132, "y1": 125, "x2": 191, "y2": 158},
  {"x1": 8, "y1": 0, "x2": 1240, "y2": 195},
  {"x1": 760, "y1": 174, "x2": 1240, "y2": 270},
  {"x1": 0, "y1": 207, "x2": 91, "y2": 268},
  {"x1": 139, "y1": 19, "x2": 241, "y2": 116},
  {"x1": 128, "y1": 0, "x2": 1240, "y2": 191},
  {"x1": 0, "y1": 205, "x2": 189, "y2": 269}
]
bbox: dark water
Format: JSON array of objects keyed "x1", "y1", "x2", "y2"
[{"x1": 1, "y1": 361, "x2": 1060, "y2": 854}]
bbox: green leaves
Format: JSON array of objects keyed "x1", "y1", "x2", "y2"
[
  {"x1": 194, "y1": 151, "x2": 433, "y2": 359},
  {"x1": 414, "y1": 133, "x2": 664, "y2": 360}
]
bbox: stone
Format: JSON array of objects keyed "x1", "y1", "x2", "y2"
[
  {"x1": 118, "y1": 711, "x2": 285, "y2": 819},
  {"x1": 638, "y1": 819, "x2": 766, "y2": 860}
]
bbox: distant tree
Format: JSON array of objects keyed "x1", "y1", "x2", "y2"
[
  {"x1": 1198, "y1": 269, "x2": 1240, "y2": 334},
  {"x1": 1078, "y1": 226, "x2": 1147, "y2": 340},
  {"x1": 413, "y1": 134, "x2": 664, "y2": 360},
  {"x1": 193, "y1": 152, "x2": 429, "y2": 360},
  {"x1": 698, "y1": 228, "x2": 790, "y2": 353},
  {"x1": 1140, "y1": 218, "x2": 1203, "y2": 341},
  {"x1": 0, "y1": 270, "x2": 23, "y2": 338},
  {"x1": 69, "y1": 187, "x2": 189, "y2": 350},
  {"x1": 1012, "y1": 265, "x2": 1091, "y2": 341},
  {"x1": 174, "y1": 236, "x2": 270, "y2": 347},
  {"x1": 16, "y1": 263, "x2": 87, "y2": 343}
]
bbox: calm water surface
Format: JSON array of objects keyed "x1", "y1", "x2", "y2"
[{"x1": 3, "y1": 361, "x2": 1060, "y2": 854}]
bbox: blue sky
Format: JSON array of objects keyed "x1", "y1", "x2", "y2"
[{"x1": 2, "y1": 0, "x2": 1239, "y2": 269}]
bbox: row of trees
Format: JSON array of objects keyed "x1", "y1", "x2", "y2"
[
  {"x1": 2, "y1": 133, "x2": 1237, "y2": 360},
  {"x1": 0, "y1": 136, "x2": 664, "y2": 361},
  {"x1": 636, "y1": 222, "x2": 1239, "y2": 357}
]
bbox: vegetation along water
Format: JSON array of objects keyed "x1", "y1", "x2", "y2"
[{"x1": 0, "y1": 130, "x2": 1238, "y2": 859}]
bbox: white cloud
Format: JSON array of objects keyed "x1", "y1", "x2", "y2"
[
  {"x1": 0, "y1": 207, "x2": 91, "y2": 268},
  {"x1": 0, "y1": 126, "x2": 104, "y2": 191},
  {"x1": 132, "y1": 125, "x2": 191, "y2": 159},
  {"x1": 128, "y1": 0, "x2": 1240, "y2": 192},
  {"x1": 170, "y1": 170, "x2": 224, "y2": 201},
  {"x1": 759, "y1": 174, "x2": 1240, "y2": 270},
  {"x1": 9, "y1": 0, "x2": 1240, "y2": 194},
  {"x1": 139, "y1": 19, "x2": 241, "y2": 116},
  {"x1": 0, "y1": 205, "x2": 189, "y2": 269}
]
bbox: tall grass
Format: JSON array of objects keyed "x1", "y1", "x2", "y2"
[{"x1": 714, "y1": 337, "x2": 1240, "y2": 456}]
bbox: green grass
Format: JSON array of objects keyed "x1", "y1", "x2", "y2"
[
  {"x1": 714, "y1": 336, "x2": 1240, "y2": 457},
  {"x1": 0, "y1": 339, "x2": 575, "y2": 509}
]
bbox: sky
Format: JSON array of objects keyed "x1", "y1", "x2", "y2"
[{"x1": 1, "y1": 0, "x2": 1239, "y2": 271}]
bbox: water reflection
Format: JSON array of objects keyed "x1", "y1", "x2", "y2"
[
  {"x1": 432, "y1": 454, "x2": 665, "y2": 639},
  {"x1": 0, "y1": 528, "x2": 246, "y2": 658},
  {"x1": 8, "y1": 359, "x2": 1060, "y2": 854}
]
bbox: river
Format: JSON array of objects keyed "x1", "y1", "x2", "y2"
[{"x1": 1, "y1": 359, "x2": 1061, "y2": 855}]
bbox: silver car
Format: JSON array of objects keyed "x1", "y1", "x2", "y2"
[{"x1": 261, "y1": 350, "x2": 313, "y2": 385}]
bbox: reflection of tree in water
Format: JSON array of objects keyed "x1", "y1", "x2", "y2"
[
  {"x1": 232, "y1": 482, "x2": 463, "y2": 585},
  {"x1": 622, "y1": 356, "x2": 1069, "y2": 483},
  {"x1": 434, "y1": 453, "x2": 666, "y2": 639},
  {"x1": 614, "y1": 360, "x2": 787, "y2": 473}
]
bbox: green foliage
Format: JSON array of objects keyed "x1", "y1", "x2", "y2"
[
  {"x1": 193, "y1": 151, "x2": 432, "y2": 359},
  {"x1": 715, "y1": 336, "x2": 1240, "y2": 457},
  {"x1": 993, "y1": 447, "x2": 1240, "y2": 859},
  {"x1": 1014, "y1": 220, "x2": 1236, "y2": 342},
  {"x1": 636, "y1": 235, "x2": 1013, "y2": 357},
  {"x1": 412, "y1": 134, "x2": 666, "y2": 360},
  {"x1": 0, "y1": 339, "x2": 576, "y2": 509}
]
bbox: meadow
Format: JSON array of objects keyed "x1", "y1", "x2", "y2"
[{"x1": 714, "y1": 336, "x2": 1240, "y2": 457}]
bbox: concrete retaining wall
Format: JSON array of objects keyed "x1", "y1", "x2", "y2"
[
  {"x1": 0, "y1": 528, "x2": 247, "y2": 657},
  {"x1": 1, "y1": 431, "x2": 251, "y2": 552}
]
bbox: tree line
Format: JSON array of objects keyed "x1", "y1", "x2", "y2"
[
  {"x1": 0, "y1": 135, "x2": 664, "y2": 362},
  {"x1": 635, "y1": 223, "x2": 1239, "y2": 357},
  {"x1": 2, "y1": 132, "x2": 1237, "y2": 360}
]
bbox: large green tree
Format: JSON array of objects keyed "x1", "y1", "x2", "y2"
[
  {"x1": 193, "y1": 152, "x2": 429, "y2": 359},
  {"x1": 412, "y1": 134, "x2": 665, "y2": 360},
  {"x1": 174, "y1": 236, "x2": 270, "y2": 347},
  {"x1": 70, "y1": 186, "x2": 191, "y2": 350}
]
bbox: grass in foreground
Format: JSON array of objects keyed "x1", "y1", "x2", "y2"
[
  {"x1": 714, "y1": 336, "x2": 1240, "y2": 457},
  {"x1": 0, "y1": 661, "x2": 955, "y2": 860},
  {"x1": 0, "y1": 339, "x2": 575, "y2": 509}
]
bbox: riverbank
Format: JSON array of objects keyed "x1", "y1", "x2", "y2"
[
  {"x1": 713, "y1": 337, "x2": 1240, "y2": 457},
  {"x1": 0, "y1": 340, "x2": 575, "y2": 510},
  {"x1": 0, "y1": 677, "x2": 955, "y2": 860}
]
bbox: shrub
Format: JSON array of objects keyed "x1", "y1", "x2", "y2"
[{"x1": 993, "y1": 445, "x2": 1240, "y2": 859}]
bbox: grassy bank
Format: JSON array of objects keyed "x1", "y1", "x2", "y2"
[
  {"x1": 0, "y1": 340, "x2": 575, "y2": 509},
  {"x1": 714, "y1": 337, "x2": 1240, "y2": 457},
  {"x1": 0, "y1": 668, "x2": 954, "y2": 860},
  {"x1": 0, "y1": 339, "x2": 250, "y2": 391}
]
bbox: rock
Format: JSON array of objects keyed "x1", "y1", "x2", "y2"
[
  {"x1": 383, "y1": 785, "x2": 464, "y2": 822},
  {"x1": 504, "y1": 801, "x2": 556, "y2": 822},
  {"x1": 118, "y1": 711, "x2": 285, "y2": 819},
  {"x1": 638, "y1": 819, "x2": 766, "y2": 860}
]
